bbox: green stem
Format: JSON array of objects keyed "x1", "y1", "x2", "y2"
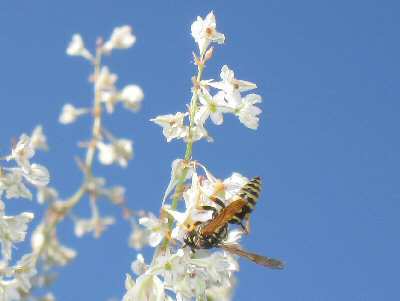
[{"x1": 161, "y1": 54, "x2": 206, "y2": 250}]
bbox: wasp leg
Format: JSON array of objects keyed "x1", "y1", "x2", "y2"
[
  {"x1": 210, "y1": 196, "x2": 225, "y2": 208},
  {"x1": 200, "y1": 205, "x2": 218, "y2": 218},
  {"x1": 244, "y1": 217, "x2": 251, "y2": 234},
  {"x1": 239, "y1": 222, "x2": 247, "y2": 233}
]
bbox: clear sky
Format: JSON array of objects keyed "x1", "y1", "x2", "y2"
[{"x1": 0, "y1": 0, "x2": 399, "y2": 300}]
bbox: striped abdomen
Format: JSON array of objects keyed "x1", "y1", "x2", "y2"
[{"x1": 229, "y1": 176, "x2": 262, "y2": 224}]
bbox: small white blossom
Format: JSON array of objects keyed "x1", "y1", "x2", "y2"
[
  {"x1": 139, "y1": 215, "x2": 168, "y2": 248},
  {"x1": 150, "y1": 112, "x2": 188, "y2": 142},
  {"x1": 206, "y1": 276, "x2": 236, "y2": 301},
  {"x1": 131, "y1": 254, "x2": 147, "y2": 276},
  {"x1": 66, "y1": 34, "x2": 93, "y2": 61},
  {"x1": 97, "y1": 139, "x2": 133, "y2": 168},
  {"x1": 186, "y1": 124, "x2": 212, "y2": 143},
  {"x1": 0, "y1": 171, "x2": 32, "y2": 200},
  {"x1": 31, "y1": 225, "x2": 76, "y2": 267},
  {"x1": 120, "y1": 85, "x2": 144, "y2": 112},
  {"x1": 0, "y1": 211, "x2": 34, "y2": 261},
  {"x1": 128, "y1": 225, "x2": 148, "y2": 250},
  {"x1": 103, "y1": 185, "x2": 125, "y2": 205},
  {"x1": 200, "y1": 171, "x2": 248, "y2": 205},
  {"x1": 30, "y1": 126, "x2": 48, "y2": 151},
  {"x1": 96, "y1": 67, "x2": 119, "y2": 113},
  {"x1": 196, "y1": 90, "x2": 230, "y2": 126},
  {"x1": 7, "y1": 134, "x2": 34, "y2": 171},
  {"x1": 122, "y1": 273, "x2": 165, "y2": 301},
  {"x1": 74, "y1": 215, "x2": 115, "y2": 238},
  {"x1": 22, "y1": 163, "x2": 50, "y2": 187},
  {"x1": 59, "y1": 103, "x2": 88, "y2": 124},
  {"x1": 236, "y1": 93, "x2": 262, "y2": 130},
  {"x1": 191, "y1": 11, "x2": 225, "y2": 54},
  {"x1": 224, "y1": 229, "x2": 244, "y2": 246},
  {"x1": 209, "y1": 65, "x2": 257, "y2": 95},
  {"x1": 14, "y1": 253, "x2": 37, "y2": 293},
  {"x1": 165, "y1": 172, "x2": 213, "y2": 242},
  {"x1": 97, "y1": 66, "x2": 118, "y2": 90},
  {"x1": 150, "y1": 248, "x2": 238, "y2": 301},
  {"x1": 103, "y1": 26, "x2": 136, "y2": 53},
  {"x1": 85, "y1": 177, "x2": 106, "y2": 195},
  {"x1": 0, "y1": 279, "x2": 20, "y2": 301}
]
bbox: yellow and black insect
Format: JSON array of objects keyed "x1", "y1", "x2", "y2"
[{"x1": 183, "y1": 176, "x2": 284, "y2": 269}]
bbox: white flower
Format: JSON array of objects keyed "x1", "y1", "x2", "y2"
[
  {"x1": 186, "y1": 124, "x2": 212, "y2": 143},
  {"x1": 209, "y1": 65, "x2": 257, "y2": 95},
  {"x1": 30, "y1": 125, "x2": 48, "y2": 151},
  {"x1": 206, "y1": 276, "x2": 236, "y2": 301},
  {"x1": 66, "y1": 34, "x2": 93, "y2": 60},
  {"x1": 85, "y1": 177, "x2": 106, "y2": 195},
  {"x1": 0, "y1": 279, "x2": 20, "y2": 301},
  {"x1": 236, "y1": 93, "x2": 262, "y2": 130},
  {"x1": 96, "y1": 67, "x2": 119, "y2": 113},
  {"x1": 103, "y1": 186, "x2": 125, "y2": 205},
  {"x1": 103, "y1": 26, "x2": 136, "y2": 53},
  {"x1": 22, "y1": 163, "x2": 50, "y2": 187},
  {"x1": 97, "y1": 138, "x2": 133, "y2": 168},
  {"x1": 128, "y1": 225, "x2": 148, "y2": 250},
  {"x1": 97, "y1": 66, "x2": 118, "y2": 90},
  {"x1": 191, "y1": 11, "x2": 225, "y2": 54},
  {"x1": 196, "y1": 90, "x2": 231, "y2": 126},
  {"x1": 0, "y1": 211, "x2": 34, "y2": 261},
  {"x1": 120, "y1": 85, "x2": 144, "y2": 112},
  {"x1": 32, "y1": 225, "x2": 76, "y2": 266},
  {"x1": 139, "y1": 214, "x2": 168, "y2": 247},
  {"x1": 7, "y1": 134, "x2": 34, "y2": 171},
  {"x1": 152, "y1": 248, "x2": 238, "y2": 301},
  {"x1": 59, "y1": 103, "x2": 88, "y2": 124},
  {"x1": 224, "y1": 229, "x2": 244, "y2": 246},
  {"x1": 131, "y1": 253, "x2": 147, "y2": 276},
  {"x1": 122, "y1": 273, "x2": 165, "y2": 301},
  {"x1": 13, "y1": 253, "x2": 37, "y2": 293},
  {"x1": 0, "y1": 171, "x2": 32, "y2": 200},
  {"x1": 74, "y1": 215, "x2": 115, "y2": 238},
  {"x1": 165, "y1": 172, "x2": 213, "y2": 242},
  {"x1": 200, "y1": 171, "x2": 248, "y2": 205},
  {"x1": 150, "y1": 112, "x2": 188, "y2": 142}
]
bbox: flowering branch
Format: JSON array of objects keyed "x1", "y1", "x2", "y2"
[
  {"x1": 26, "y1": 26, "x2": 144, "y2": 300},
  {"x1": 123, "y1": 11, "x2": 271, "y2": 301}
]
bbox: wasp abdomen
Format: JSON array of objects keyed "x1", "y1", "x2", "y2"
[{"x1": 229, "y1": 176, "x2": 261, "y2": 224}]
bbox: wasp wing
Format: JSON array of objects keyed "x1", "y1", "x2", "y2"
[
  {"x1": 201, "y1": 199, "x2": 247, "y2": 236},
  {"x1": 220, "y1": 243, "x2": 284, "y2": 269}
]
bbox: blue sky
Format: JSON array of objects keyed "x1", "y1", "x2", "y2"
[{"x1": 0, "y1": 0, "x2": 399, "y2": 300}]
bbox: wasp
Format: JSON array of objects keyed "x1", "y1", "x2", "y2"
[{"x1": 184, "y1": 177, "x2": 284, "y2": 269}]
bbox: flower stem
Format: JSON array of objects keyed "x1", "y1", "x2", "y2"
[
  {"x1": 33, "y1": 47, "x2": 104, "y2": 259},
  {"x1": 161, "y1": 53, "x2": 206, "y2": 250}
]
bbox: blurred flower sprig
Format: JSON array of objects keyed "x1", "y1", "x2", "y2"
[{"x1": 26, "y1": 25, "x2": 144, "y2": 300}]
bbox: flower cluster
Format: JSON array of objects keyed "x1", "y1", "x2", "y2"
[
  {"x1": 125, "y1": 162, "x2": 249, "y2": 301},
  {"x1": 0, "y1": 131, "x2": 50, "y2": 300},
  {"x1": 151, "y1": 12, "x2": 262, "y2": 145},
  {"x1": 124, "y1": 12, "x2": 265, "y2": 301}
]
